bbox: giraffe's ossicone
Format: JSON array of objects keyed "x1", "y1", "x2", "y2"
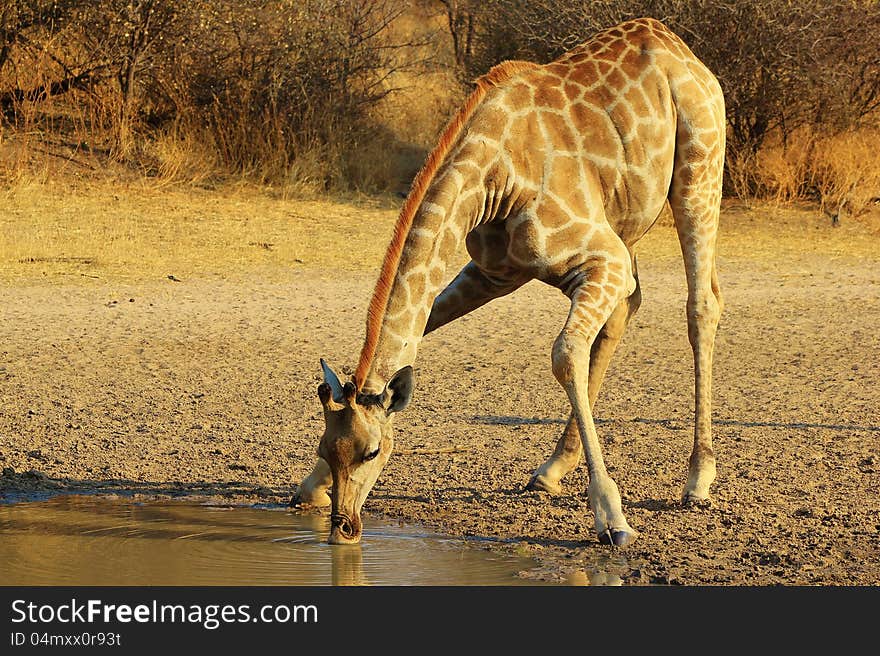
[{"x1": 294, "y1": 18, "x2": 725, "y2": 547}]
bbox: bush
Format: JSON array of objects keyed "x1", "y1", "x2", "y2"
[
  {"x1": 440, "y1": 0, "x2": 880, "y2": 198},
  {"x1": 756, "y1": 128, "x2": 880, "y2": 221},
  {"x1": 0, "y1": 0, "x2": 423, "y2": 191}
]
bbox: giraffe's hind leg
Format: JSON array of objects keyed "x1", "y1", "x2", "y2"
[
  {"x1": 670, "y1": 146, "x2": 724, "y2": 506},
  {"x1": 527, "y1": 256, "x2": 641, "y2": 494}
]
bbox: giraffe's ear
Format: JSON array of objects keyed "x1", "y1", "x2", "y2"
[
  {"x1": 320, "y1": 359, "x2": 345, "y2": 403},
  {"x1": 382, "y1": 366, "x2": 414, "y2": 414}
]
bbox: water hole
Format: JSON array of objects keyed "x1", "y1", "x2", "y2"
[{"x1": 0, "y1": 495, "x2": 571, "y2": 586}]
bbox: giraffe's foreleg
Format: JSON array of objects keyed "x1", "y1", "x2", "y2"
[
  {"x1": 290, "y1": 456, "x2": 332, "y2": 508},
  {"x1": 424, "y1": 260, "x2": 524, "y2": 335},
  {"x1": 527, "y1": 256, "x2": 641, "y2": 495},
  {"x1": 526, "y1": 413, "x2": 580, "y2": 495},
  {"x1": 551, "y1": 254, "x2": 638, "y2": 546}
]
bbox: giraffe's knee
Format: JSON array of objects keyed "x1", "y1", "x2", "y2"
[{"x1": 552, "y1": 331, "x2": 589, "y2": 387}]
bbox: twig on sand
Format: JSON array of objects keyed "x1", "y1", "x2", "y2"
[{"x1": 396, "y1": 445, "x2": 468, "y2": 455}]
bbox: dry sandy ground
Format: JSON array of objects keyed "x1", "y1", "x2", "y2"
[{"x1": 1, "y1": 187, "x2": 878, "y2": 585}]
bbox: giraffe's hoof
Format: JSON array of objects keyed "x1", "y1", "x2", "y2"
[
  {"x1": 289, "y1": 485, "x2": 331, "y2": 509},
  {"x1": 525, "y1": 473, "x2": 563, "y2": 496},
  {"x1": 681, "y1": 492, "x2": 713, "y2": 508},
  {"x1": 598, "y1": 528, "x2": 636, "y2": 547}
]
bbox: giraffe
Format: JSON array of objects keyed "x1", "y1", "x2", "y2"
[{"x1": 292, "y1": 17, "x2": 725, "y2": 547}]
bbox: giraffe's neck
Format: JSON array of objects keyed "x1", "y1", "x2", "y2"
[
  {"x1": 353, "y1": 59, "x2": 540, "y2": 392},
  {"x1": 362, "y1": 166, "x2": 484, "y2": 391}
]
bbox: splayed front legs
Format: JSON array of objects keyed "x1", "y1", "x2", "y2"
[
  {"x1": 424, "y1": 260, "x2": 524, "y2": 335},
  {"x1": 550, "y1": 254, "x2": 638, "y2": 546},
  {"x1": 528, "y1": 258, "x2": 642, "y2": 494},
  {"x1": 290, "y1": 457, "x2": 332, "y2": 508}
]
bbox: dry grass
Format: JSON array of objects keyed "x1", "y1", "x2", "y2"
[
  {"x1": 810, "y1": 130, "x2": 880, "y2": 220},
  {"x1": 0, "y1": 2, "x2": 448, "y2": 195},
  {"x1": 633, "y1": 199, "x2": 880, "y2": 268},
  {"x1": 342, "y1": 70, "x2": 464, "y2": 195},
  {"x1": 709, "y1": 199, "x2": 880, "y2": 262},
  {"x1": 0, "y1": 180, "x2": 408, "y2": 284},
  {"x1": 753, "y1": 128, "x2": 880, "y2": 220},
  {"x1": 2, "y1": 180, "x2": 877, "y2": 288}
]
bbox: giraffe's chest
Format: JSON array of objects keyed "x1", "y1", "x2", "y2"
[
  {"x1": 465, "y1": 223, "x2": 520, "y2": 278},
  {"x1": 465, "y1": 214, "x2": 605, "y2": 282}
]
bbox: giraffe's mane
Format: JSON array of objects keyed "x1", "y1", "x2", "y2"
[{"x1": 354, "y1": 59, "x2": 539, "y2": 389}]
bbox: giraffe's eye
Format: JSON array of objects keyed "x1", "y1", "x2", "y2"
[{"x1": 363, "y1": 447, "x2": 380, "y2": 462}]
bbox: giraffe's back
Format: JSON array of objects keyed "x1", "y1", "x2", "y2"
[{"x1": 460, "y1": 18, "x2": 724, "y2": 283}]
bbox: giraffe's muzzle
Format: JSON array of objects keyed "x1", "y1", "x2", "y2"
[{"x1": 329, "y1": 513, "x2": 361, "y2": 544}]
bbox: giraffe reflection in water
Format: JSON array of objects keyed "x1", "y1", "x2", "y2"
[{"x1": 331, "y1": 544, "x2": 368, "y2": 586}]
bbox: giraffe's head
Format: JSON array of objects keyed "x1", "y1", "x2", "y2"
[{"x1": 316, "y1": 359, "x2": 414, "y2": 545}]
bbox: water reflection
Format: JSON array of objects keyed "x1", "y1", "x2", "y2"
[
  {"x1": 567, "y1": 570, "x2": 624, "y2": 586},
  {"x1": 566, "y1": 550, "x2": 630, "y2": 586},
  {"x1": 331, "y1": 545, "x2": 368, "y2": 586},
  {"x1": 0, "y1": 495, "x2": 557, "y2": 586}
]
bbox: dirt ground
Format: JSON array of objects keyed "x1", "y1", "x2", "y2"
[{"x1": 1, "y1": 187, "x2": 878, "y2": 585}]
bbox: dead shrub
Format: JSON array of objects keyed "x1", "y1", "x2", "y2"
[
  {"x1": 809, "y1": 130, "x2": 880, "y2": 222},
  {"x1": 751, "y1": 127, "x2": 880, "y2": 222}
]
